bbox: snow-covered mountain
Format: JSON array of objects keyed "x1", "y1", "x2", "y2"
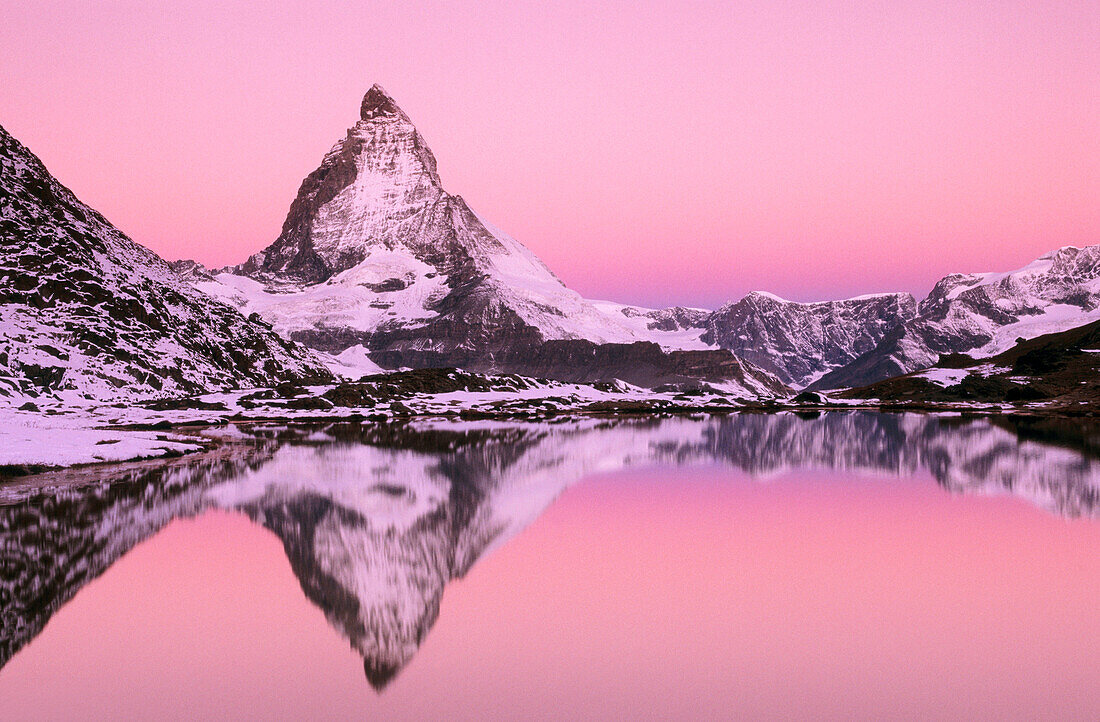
[
  {"x1": 0, "y1": 123, "x2": 332, "y2": 404},
  {"x1": 222, "y1": 85, "x2": 648, "y2": 344},
  {"x1": 813, "y1": 245, "x2": 1100, "y2": 389},
  {"x1": 699, "y1": 291, "x2": 917, "y2": 387},
  {"x1": 196, "y1": 86, "x2": 785, "y2": 394},
  {"x1": 839, "y1": 317, "x2": 1100, "y2": 408}
]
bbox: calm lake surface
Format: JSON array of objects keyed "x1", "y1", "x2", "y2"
[{"x1": 2, "y1": 412, "x2": 1100, "y2": 720}]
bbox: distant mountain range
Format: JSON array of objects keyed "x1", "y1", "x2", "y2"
[
  {"x1": 839, "y1": 317, "x2": 1100, "y2": 408},
  {"x1": 810, "y1": 245, "x2": 1100, "y2": 390},
  {"x1": 2, "y1": 86, "x2": 1099, "y2": 403}
]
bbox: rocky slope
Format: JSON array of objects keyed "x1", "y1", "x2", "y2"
[
  {"x1": 700, "y1": 291, "x2": 917, "y2": 387},
  {"x1": 196, "y1": 86, "x2": 785, "y2": 395},
  {"x1": 813, "y1": 246, "x2": 1100, "y2": 389},
  {"x1": 0, "y1": 123, "x2": 332, "y2": 404},
  {"x1": 839, "y1": 317, "x2": 1100, "y2": 408}
]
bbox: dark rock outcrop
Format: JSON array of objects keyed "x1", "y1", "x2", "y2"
[
  {"x1": 701, "y1": 291, "x2": 917, "y2": 387},
  {"x1": 840, "y1": 318, "x2": 1100, "y2": 407},
  {"x1": 814, "y1": 246, "x2": 1100, "y2": 390}
]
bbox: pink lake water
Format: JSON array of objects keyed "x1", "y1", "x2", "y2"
[{"x1": 1, "y1": 415, "x2": 1099, "y2": 719}]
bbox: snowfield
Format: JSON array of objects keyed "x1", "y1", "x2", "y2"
[
  {"x1": 196, "y1": 251, "x2": 451, "y2": 338},
  {"x1": 0, "y1": 412, "x2": 207, "y2": 470}
]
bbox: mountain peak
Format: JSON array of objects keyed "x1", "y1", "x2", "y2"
[{"x1": 360, "y1": 84, "x2": 403, "y2": 120}]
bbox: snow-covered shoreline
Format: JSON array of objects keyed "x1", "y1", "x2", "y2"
[
  {"x1": 0, "y1": 370, "x2": 1059, "y2": 476},
  {"x1": 0, "y1": 411, "x2": 211, "y2": 474}
]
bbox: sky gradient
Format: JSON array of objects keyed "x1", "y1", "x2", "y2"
[{"x1": 2, "y1": 1, "x2": 1098, "y2": 308}]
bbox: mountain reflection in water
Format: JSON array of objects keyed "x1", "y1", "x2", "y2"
[{"x1": 1, "y1": 412, "x2": 1098, "y2": 688}]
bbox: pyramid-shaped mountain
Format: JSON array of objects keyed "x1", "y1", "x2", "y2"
[
  {"x1": 197, "y1": 85, "x2": 786, "y2": 394},
  {"x1": 0, "y1": 123, "x2": 331, "y2": 404}
]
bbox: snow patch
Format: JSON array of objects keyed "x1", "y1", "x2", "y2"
[{"x1": 0, "y1": 413, "x2": 205, "y2": 469}]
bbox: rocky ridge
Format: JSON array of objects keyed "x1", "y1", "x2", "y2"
[
  {"x1": 700, "y1": 291, "x2": 917, "y2": 387},
  {"x1": 813, "y1": 246, "x2": 1100, "y2": 389},
  {"x1": 0, "y1": 124, "x2": 332, "y2": 404},
  {"x1": 839, "y1": 317, "x2": 1100, "y2": 408}
]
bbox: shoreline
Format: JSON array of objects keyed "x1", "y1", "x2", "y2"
[{"x1": 2, "y1": 397, "x2": 1095, "y2": 480}]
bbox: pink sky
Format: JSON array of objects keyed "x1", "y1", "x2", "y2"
[{"x1": 2, "y1": 1, "x2": 1098, "y2": 308}]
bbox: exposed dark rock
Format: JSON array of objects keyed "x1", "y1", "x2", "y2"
[
  {"x1": 366, "y1": 340, "x2": 789, "y2": 394},
  {"x1": 815, "y1": 246, "x2": 1100, "y2": 389},
  {"x1": 702, "y1": 291, "x2": 916, "y2": 387},
  {"x1": 0, "y1": 123, "x2": 333, "y2": 402},
  {"x1": 286, "y1": 396, "x2": 335, "y2": 410},
  {"x1": 841, "y1": 318, "x2": 1100, "y2": 407}
]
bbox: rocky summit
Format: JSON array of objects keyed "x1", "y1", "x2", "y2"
[{"x1": 0, "y1": 123, "x2": 332, "y2": 404}]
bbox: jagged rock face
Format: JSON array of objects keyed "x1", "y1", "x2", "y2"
[
  {"x1": 814, "y1": 246, "x2": 1100, "y2": 390},
  {"x1": 840, "y1": 318, "x2": 1100, "y2": 408},
  {"x1": 226, "y1": 83, "x2": 634, "y2": 345},
  {"x1": 0, "y1": 124, "x2": 332, "y2": 403},
  {"x1": 701, "y1": 291, "x2": 917, "y2": 387},
  {"x1": 645, "y1": 306, "x2": 710, "y2": 332},
  {"x1": 625, "y1": 306, "x2": 709, "y2": 332},
  {"x1": 235, "y1": 86, "x2": 445, "y2": 284},
  {"x1": 168, "y1": 259, "x2": 215, "y2": 282},
  {"x1": 200, "y1": 86, "x2": 784, "y2": 395},
  {"x1": 597, "y1": 303, "x2": 710, "y2": 333}
]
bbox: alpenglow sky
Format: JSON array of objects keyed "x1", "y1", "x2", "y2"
[{"x1": 2, "y1": 0, "x2": 1097, "y2": 308}]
